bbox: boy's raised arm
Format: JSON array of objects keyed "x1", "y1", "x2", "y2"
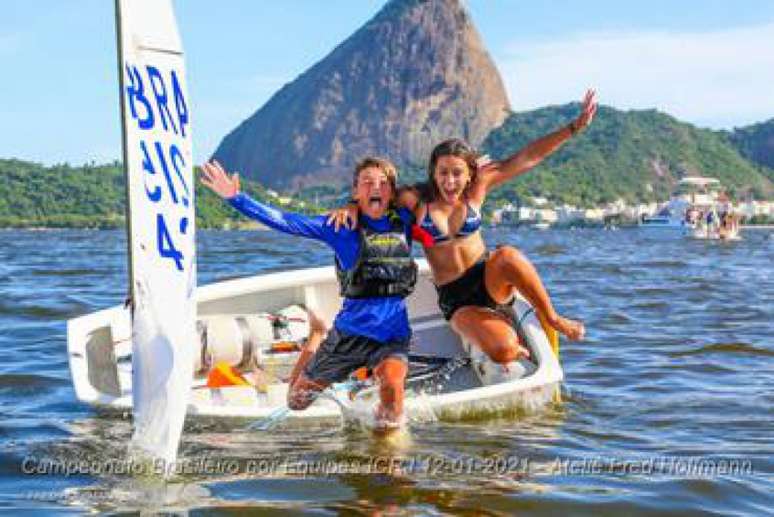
[
  {"x1": 201, "y1": 160, "x2": 240, "y2": 199},
  {"x1": 200, "y1": 160, "x2": 329, "y2": 241}
]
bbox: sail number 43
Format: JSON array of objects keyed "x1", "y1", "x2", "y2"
[{"x1": 124, "y1": 62, "x2": 191, "y2": 272}]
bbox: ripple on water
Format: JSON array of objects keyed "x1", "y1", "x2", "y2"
[
  {"x1": 0, "y1": 373, "x2": 65, "y2": 390},
  {"x1": 668, "y1": 342, "x2": 774, "y2": 358},
  {"x1": 0, "y1": 299, "x2": 91, "y2": 320},
  {"x1": 29, "y1": 268, "x2": 98, "y2": 277},
  {"x1": 534, "y1": 244, "x2": 567, "y2": 256}
]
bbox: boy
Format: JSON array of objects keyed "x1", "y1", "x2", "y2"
[{"x1": 200, "y1": 157, "x2": 417, "y2": 428}]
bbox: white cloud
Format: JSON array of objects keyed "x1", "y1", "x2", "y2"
[{"x1": 497, "y1": 23, "x2": 774, "y2": 128}]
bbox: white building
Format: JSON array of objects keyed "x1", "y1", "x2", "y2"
[
  {"x1": 535, "y1": 208, "x2": 558, "y2": 224},
  {"x1": 583, "y1": 208, "x2": 605, "y2": 221},
  {"x1": 556, "y1": 205, "x2": 584, "y2": 223},
  {"x1": 738, "y1": 200, "x2": 774, "y2": 218}
]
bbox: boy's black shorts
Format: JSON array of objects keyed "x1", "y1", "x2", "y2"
[{"x1": 303, "y1": 328, "x2": 410, "y2": 383}]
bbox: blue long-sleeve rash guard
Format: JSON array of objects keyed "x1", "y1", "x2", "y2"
[{"x1": 227, "y1": 192, "x2": 414, "y2": 343}]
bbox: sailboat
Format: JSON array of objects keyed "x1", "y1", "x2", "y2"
[
  {"x1": 75, "y1": 0, "x2": 196, "y2": 466},
  {"x1": 67, "y1": 2, "x2": 564, "y2": 435},
  {"x1": 69, "y1": 262, "x2": 563, "y2": 424}
]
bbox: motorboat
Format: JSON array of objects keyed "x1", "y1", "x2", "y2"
[{"x1": 640, "y1": 177, "x2": 741, "y2": 240}]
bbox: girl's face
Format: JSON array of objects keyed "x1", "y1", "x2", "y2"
[{"x1": 433, "y1": 155, "x2": 471, "y2": 203}]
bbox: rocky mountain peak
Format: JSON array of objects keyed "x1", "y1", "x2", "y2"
[{"x1": 212, "y1": 0, "x2": 511, "y2": 189}]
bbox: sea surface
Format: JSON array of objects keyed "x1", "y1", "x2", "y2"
[{"x1": 0, "y1": 227, "x2": 772, "y2": 515}]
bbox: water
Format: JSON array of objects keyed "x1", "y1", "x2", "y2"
[{"x1": 1, "y1": 227, "x2": 772, "y2": 514}]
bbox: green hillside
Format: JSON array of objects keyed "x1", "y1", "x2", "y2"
[
  {"x1": 2, "y1": 105, "x2": 774, "y2": 228},
  {"x1": 0, "y1": 159, "x2": 317, "y2": 229},
  {"x1": 481, "y1": 105, "x2": 774, "y2": 207},
  {"x1": 727, "y1": 118, "x2": 774, "y2": 173}
]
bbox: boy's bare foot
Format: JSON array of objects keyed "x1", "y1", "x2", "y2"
[
  {"x1": 374, "y1": 405, "x2": 404, "y2": 432},
  {"x1": 550, "y1": 315, "x2": 585, "y2": 341}
]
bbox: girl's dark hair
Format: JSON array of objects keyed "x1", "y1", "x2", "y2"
[{"x1": 425, "y1": 138, "x2": 482, "y2": 201}]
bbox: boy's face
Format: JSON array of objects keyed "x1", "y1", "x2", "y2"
[{"x1": 353, "y1": 166, "x2": 393, "y2": 219}]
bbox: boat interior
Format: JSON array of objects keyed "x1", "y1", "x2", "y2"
[{"x1": 71, "y1": 264, "x2": 543, "y2": 417}]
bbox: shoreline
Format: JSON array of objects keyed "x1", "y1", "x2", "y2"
[{"x1": 2, "y1": 224, "x2": 774, "y2": 231}]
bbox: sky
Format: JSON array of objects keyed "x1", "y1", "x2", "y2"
[{"x1": 1, "y1": 0, "x2": 773, "y2": 166}]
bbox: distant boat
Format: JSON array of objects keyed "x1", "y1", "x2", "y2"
[
  {"x1": 639, "y1": 177, "x2": 741, "y2": 240},
  {"x1": 534, "y1": 222, "x2": 551, "y2": 230}
]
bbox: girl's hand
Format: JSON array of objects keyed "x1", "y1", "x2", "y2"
[
  {"x1": 476, "y1": 154, "x2": 501, "y2": 176},
  {"x1": 200, "y1": 160, "x2": 241, "y2": 199},
  {"x1": 326, "y1": 203, "x2": 359, "y2": 231},
  {"x1": 573, "y1": 89, "x2": 598, "y2": 132}
]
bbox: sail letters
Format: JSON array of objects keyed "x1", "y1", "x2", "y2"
[{"x1": 125, "y1": 63, "x2": 190, "y2": 271}]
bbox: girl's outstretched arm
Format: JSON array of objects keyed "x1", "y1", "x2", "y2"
[{"x1": 478, "y1": 89, "x2": 597, "y2": 192}]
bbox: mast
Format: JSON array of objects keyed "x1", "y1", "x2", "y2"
[{"x1": 114, "y1": 0, "x2": 134, "y2": 309}]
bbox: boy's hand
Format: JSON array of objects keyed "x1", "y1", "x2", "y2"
[
  {"x1": 200, "y1": 160, "x2": 241, "y2": 199},
  {"x1": 326, "y1": 203, "x2": 359, "y2": 231}
]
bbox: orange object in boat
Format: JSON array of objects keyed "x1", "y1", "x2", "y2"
[
  {"x1": 270, "y1": 341, "x2": 300, "y2": 353},
  {"x1": 206, "y1": 361, "x2": 249, "y2": 388},
  {"x1": 353, "y1": 367, "x2": 369, "y2": 381}
]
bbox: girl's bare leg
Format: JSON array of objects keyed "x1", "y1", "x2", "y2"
[
  {"x1": 484, "y1": 246, "x2": 584, "y2": 340},
  {"x1": 451, "y1": 306, "x2": 529, "y2": 364}
]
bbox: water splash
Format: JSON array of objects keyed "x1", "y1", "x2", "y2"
[
  {"x1": 245, "y1": 379, "x2": 369, "y2": 431},
  {"x1": 246, "y1": 405, "x2": 292, "y2": 431}
]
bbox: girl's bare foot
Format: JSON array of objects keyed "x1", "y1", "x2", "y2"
[{"x1": 549, "y1": 315, "x2": 585, "y2": 341}]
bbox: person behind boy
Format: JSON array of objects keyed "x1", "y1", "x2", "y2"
[{"x1": 200, "y1": 157, "x2": 417, "y2": 428}]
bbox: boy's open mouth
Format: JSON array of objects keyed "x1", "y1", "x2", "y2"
[{"x1": 368, "y1": 195, "x2": 383, "y2": 209}]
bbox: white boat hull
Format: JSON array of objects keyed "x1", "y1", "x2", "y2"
[{"x1": 67, "y1": 260, "x2": 563, "y2": 425}]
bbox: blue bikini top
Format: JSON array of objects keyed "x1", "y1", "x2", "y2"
[{"x1": 419, "y1": 203, "x2": 482, "y2": 244}]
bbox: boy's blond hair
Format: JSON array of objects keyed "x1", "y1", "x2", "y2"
[{"x1": 353, "y1": 156, "x2": 398, "y2": 191}]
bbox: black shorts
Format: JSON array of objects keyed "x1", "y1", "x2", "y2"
[
  {"x1": 436, "y1": 254, "x2": 510, "y2": 320},
  {"x1": 303, "y1": 328, "x2": 410, "y2": 383}
]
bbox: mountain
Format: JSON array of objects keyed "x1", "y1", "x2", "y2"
[
  {"x1": 212, "y1": 0, "x2": 510, "y2": 189},
  {"x1": 481, "y1": 105, "x2": 774, "y2": 207},
  {"x1": 3, "y1": 107, "x2": 773, "y2": 228},
  {"x1": 728, "y1": 118, "x2": 774, "y2": 172}
]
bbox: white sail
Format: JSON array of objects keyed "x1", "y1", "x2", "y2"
[{"x1": 115, "y1": 0, "x2": 195, "y2": 467}]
